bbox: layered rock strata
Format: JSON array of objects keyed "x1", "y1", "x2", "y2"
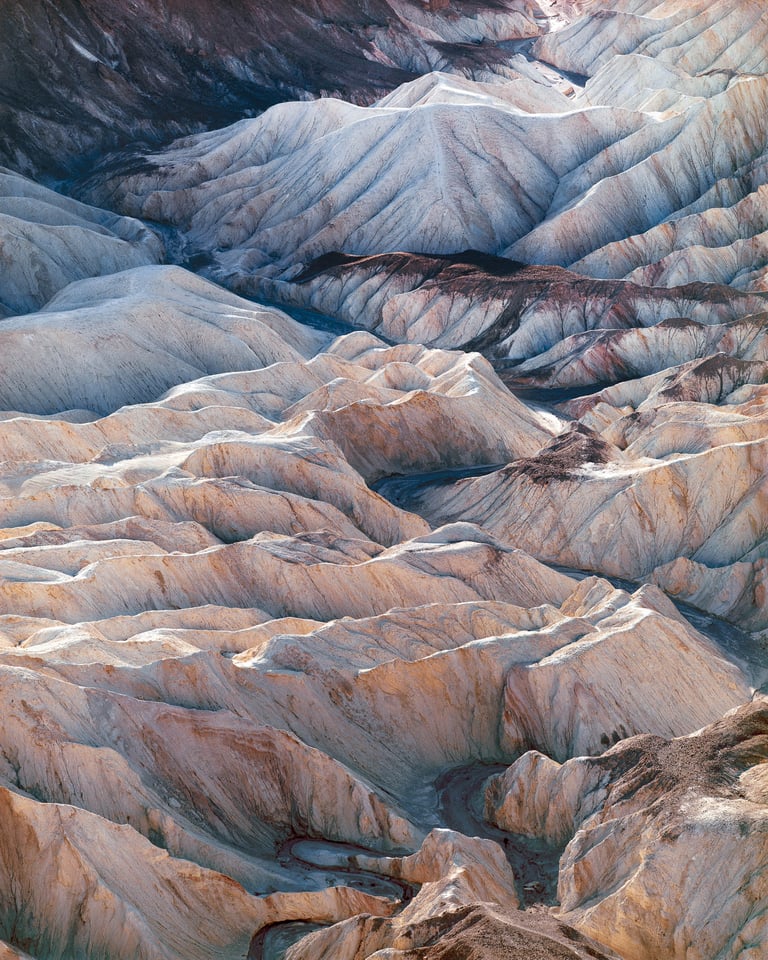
[{"x1": 1, "y1": 1, "x2": 768, "y2": 958}]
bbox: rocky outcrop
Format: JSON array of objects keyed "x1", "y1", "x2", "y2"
[
  {"x1": 510, "y1": 317, "x2": 768, "y2": 390},
  {"x1": 279, "y1": 903, "x2": 623, "y2": 960},
  {"x1": 2, "y1": 2, "x2": 768, "y2": 958},
  {"x1": 648, "y1": 556, "x2": 768, "y2": 635},
  {"x1": 0, "y1": 784, "x2": 403, "y2": 960},
  {"x1": 0, "y1": 0, "x2": 547, "y2": 179},
  {"x1": 0, "y1": 265, "x2": 326, "y2": 415},
  {"x1": 535, "y1": 0, "x2": 768, "y2": 79},
  {"x1": 283, "y1": 830, "x2": 621, "y2": 959},
  {"x1": 410, "y1": 420, "x2": 768, "y2": 590},
  {"x1": 78, "y1": 74, "x2": 650, "y2": 278},
  {"x1": 486, "y1": 698, "x2": 768, "y2": 960},
  {"x1": 0, "y1": 266, "x2": 756, "y2": 955},
  {"x1": 267, "y1": 251, "x2": 767, "y2": 374},
  {"x1": 81, "y1": 61, "x2": 768, "y2": 298},
  {"x1": 572, "y1": 184, "x2": 768, "y2": 292}
]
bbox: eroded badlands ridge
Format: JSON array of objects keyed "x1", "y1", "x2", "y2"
[
  {"x1": 84, "y1": 48, "x2": 768, "y2": 292},
  {"x1": 1, "y1": 0, "x2": 546, "y2": 178},
  {"x1": 1, "y1": 1, "x2": 768, "y2": 959}
]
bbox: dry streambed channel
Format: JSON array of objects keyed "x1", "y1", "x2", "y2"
[{"x1": 248, "y1": 839, "x2": 416, "y2": 960}]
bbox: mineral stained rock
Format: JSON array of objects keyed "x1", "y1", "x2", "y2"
[
  {"x1": 0, "y1": 0, "x2": 546, "y2": 179},
  {"x1": 486, "y1": 698, "x2": 768, "y2": 960},
  {"x1": 2, "y1": 1, "x2": 768, "y2": 959},
  {"x1": 82, "y1": 53, "x2": 768, "y2": 292}
]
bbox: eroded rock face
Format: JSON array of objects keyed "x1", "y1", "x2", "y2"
[
  {"x1": 81, "y1": 55, "x2": 768, "y2": 293},
  {"x1": 2, "y1": 1, "x2": 768, "y2": 959},
  {"x1": 402, "y1": 422, "x2": 768, "y2": 593},
  {"x1": 486, "y1": 699, "x2": 768, "y2": 960},
  {"x1": 0, "y1": 169, "x2": 163, "y2": 317},
  {"x1": 0, "y1": 265, "x2": 328, "y2": 415},
  {"x1": 0, "y1": 260, "x2": 759, "y2": 956},
  {"x1": 266, "y1": 250, "x2": 767, "y2": 370},
  {"x1": 285, "y1": 842, "x2": 620, "y2": 960},
  {"x1": 535, "y1": 0, "x2": 768, "y2": 79},
  {"x1": 82, "y1": 82, "x2": 634, "y2": 277},
  {"x1": 0, "y1": 0, "x2": 546, "y2": 179}
]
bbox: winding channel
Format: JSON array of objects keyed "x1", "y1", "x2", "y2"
[
  {"x1": 248, "y1": 839, "x2": 416, "y2": 960},
  {"x1": 436, "y1": 763, "x2": 562, "y2": 906}
]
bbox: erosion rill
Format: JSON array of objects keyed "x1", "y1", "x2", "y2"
[{"x1": 0, "y1": 2, "x2": 767, "y2": 959}]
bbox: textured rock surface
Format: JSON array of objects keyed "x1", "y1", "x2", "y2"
[
  {"x1": 267, "y1": 251, "x2": 767, "y2": 369},
  {"x1": 285, "y1": 829, "x2": 620, "y2": 959},
  {"x1": 1, "y1": 0, "x2": 546, "y2": 179},
  {"x1": 0, "y1": 169, "x2": 162, "y2": 317},
  {"x1": 487, "y1": 699, "x2": 768, "y2": 960},
  {"x1": 2, "y1": 1, "x2": 768, "y2": 959},
  {"x1": 82, "y1": 56, "x2": 768, "y2": 293},
  {"x1": 0, "y1": 265, "x2": 326, "y2": 414},
  {"x1": 535, "y1": 0, "x2": 768, "y2": 79},
  {"x1": 400, "y1": 422, "x2": 768, "y2": 596},
  {"x1": 0, "y1": 261, "x2": 759, "y2": 955},
  {"x1": 80, "y1": 79, "x2": 650, "y2": 279}
]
